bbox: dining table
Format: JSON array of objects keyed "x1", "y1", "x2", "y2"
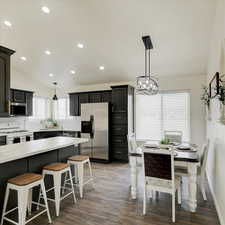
[{"x1": 129, "y1": 141, "x2": 200, "y2": 213}]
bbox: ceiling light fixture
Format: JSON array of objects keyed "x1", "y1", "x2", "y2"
[
  {"x1": 136, "y1": 36, "x2": 159, "y2": 95},
  {"x1": 49, "y1": 73, "x2": 54, "y2": 77},
  {"x1": 52, "y1": 82, "x2": 58, "y2": 101},
  {"x1": 70, "y1": 70, "x2": 76, "y2": 74},
  {"x1": 4, "y1": 20, "x2": 12, "y2": 27},
  {"x1": 41, "y1": 6, "x2": 50, "y2": 14},
  {"x1": 99, "y1": 66, "x2": 105, "y2": 70},
  {"x1": 20, "y1": 56, "x2": 27, "y2": 61},
  {"x1": 77, "y1": 43, "x2": 84, "y2": 49},
  {"x1": 45, "y1": 50, "x2": 51, "y2": 55}
]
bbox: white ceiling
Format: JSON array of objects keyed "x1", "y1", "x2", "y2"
[{"x1": 0, "y1": 0, "x2": 216, "y2": 89}]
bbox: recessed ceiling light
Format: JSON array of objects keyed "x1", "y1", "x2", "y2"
[
  {"x1": 45, "y1": 50, "x2": 51, "y2": 55},
  {"x1": 70, "y1": 70, "x2": 76, "y2": 74},
  {"x1": 49, "y1": 73, "x2": 54, "y2": 77},
  {"x1": 41, "y1": 6, "x2": 50, "y2": 14},
  {"x1": 4, "y1": 20, "x2": 12, "y2": 27},
  {"x1": 77, "y1": 43, "x2": 84, "y2": 49},
  {"x1": 20, "y1": 56, "x2": 27, "y2": 61},
  {"x1": 99, "y1": 66, "x2": 105, "y2": 70}
]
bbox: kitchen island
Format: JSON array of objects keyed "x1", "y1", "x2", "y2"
[{"x1": 0, "y1": 136, "x2": 88, "y2": 214}]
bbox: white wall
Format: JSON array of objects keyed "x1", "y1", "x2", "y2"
[
  {"x1": 0, "y1": 68, "x2": 53, "y2": 129},
  {"x1": 11, "y1": 68, "x2": 51, "y2": 97},
  {"x1": 206, "y1": 0, "x2": 225, "y2": 224}
]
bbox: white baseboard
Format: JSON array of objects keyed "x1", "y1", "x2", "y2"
[{"x1": 206, "y1": 170, "x2": 225, "y2": 225}]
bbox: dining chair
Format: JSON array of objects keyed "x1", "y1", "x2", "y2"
[
  {"x1": 142, "y1": 148, "x2": 181, "y2": 222},
  {"x1": 127, "y1": 133, "x2": 138, "y2": 154},
  {"x1": 127, "y1": 133, "x2": 143, "y2": 166},
  {"x1": 175, "y1": 139, "x2": 210, "y2": 201},
  {"x1": 164, "y1": 130, "x2": 183, "y2": 143}
]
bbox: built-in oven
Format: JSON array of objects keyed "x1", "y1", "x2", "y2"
[{"x1": 10, "y1": 103, "x2": 27, "y2": 116}]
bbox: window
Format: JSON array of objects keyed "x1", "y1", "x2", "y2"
[
  {"x1": 32, "y1": 97, "x2": 50, "y2": 119},
  {"x1": 53, "y1": 97, "x2": 71, "y2": 120},
  {"x1": 136, "y1": 91, "x2": 190, "y2": 142}
]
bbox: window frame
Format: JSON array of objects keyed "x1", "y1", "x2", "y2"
[
  {"x1": 53, "y1": 97, "x2": 72, "y2": 120},
  {"x1": 29, "y1": 96, "x2": 51, "y2": 120},
  {"x1": 135, "y1": 90, "x2": 191, "y2": 142}
]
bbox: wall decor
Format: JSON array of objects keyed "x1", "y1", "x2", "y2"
[
  {"x1": 209, "y1": 72, "x2": 220, "y2": 99},
  {"x1": 201, "y1": 85, "x2": 211, "y2": 120},
  {"x1": 218, "y1": 74, "x2": 225, "y2": 124}
]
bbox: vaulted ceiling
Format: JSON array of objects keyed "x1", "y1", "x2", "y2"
[{"x1": 0, "y1": 0, "x2": 216, "y2": 89}]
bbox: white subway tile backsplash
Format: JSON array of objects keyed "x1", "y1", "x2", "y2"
[{"x1": 0, "y1": 116, "x2": 81, "y2": 132}]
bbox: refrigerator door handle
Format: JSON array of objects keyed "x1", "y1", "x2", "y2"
[{"x1": 90, "y1": 115, "x2": 95, "y2": 138}]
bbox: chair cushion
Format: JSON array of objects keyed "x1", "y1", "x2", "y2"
[
  {"x1": 8, "y1": 173, "x2": 42, "y2": 186},
  {"x1": 43, "y1": 163, "x2": 69, "y2": 171},
  {"x1": 68, "y1": 155, "x2": 89, "y2": 162}
]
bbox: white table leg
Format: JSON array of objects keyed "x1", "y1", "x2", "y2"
[
  {"x1": 130, "y1": 156, "x2": 138, "y2": 199},
  {"x1": 188, "y1": 162, "x2": 198, "y2": 212}
]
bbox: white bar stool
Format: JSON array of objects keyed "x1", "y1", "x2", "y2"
[
  {"x1": 1, "y1": 173, "x2": 51, "y2": 225},
  {"x1": 38, "y1": 163, "x2": 76, "y2": 217},
  {"x1": 66, "y1": 155, "x2": 94, "y2": 198}
]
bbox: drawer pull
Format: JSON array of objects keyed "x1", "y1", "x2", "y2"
[{"x1": 114, "y1": 127, "x2": 123, "y2": 130}]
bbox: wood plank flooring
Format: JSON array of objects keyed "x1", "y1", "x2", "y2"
[{"x1": 29, "y1": 162, "x2": 220, "y2": 225}]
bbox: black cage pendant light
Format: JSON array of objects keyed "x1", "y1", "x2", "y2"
[
  {"x1": 136, "y1": 36, "x2": 159, "y2": 95},
  {"x1": 52, "y1": 82, "x2": 58, "y2": 101}
]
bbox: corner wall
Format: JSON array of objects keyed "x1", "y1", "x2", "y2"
[{"x1": 206, "y1": 0, "x2": 225, "y2": 224}]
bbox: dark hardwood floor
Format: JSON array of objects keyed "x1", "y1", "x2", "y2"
[{"x1": 28, "y1": 162, "x2": 220, "y2": 225}]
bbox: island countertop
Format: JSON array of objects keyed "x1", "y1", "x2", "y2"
[{"x1": 0, "y1": 137, "x2": 89, "y2": 164}]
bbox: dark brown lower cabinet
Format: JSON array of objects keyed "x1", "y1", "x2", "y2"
[{"x1": 0, "y1": 136, "x2": 6, "y2": 146}]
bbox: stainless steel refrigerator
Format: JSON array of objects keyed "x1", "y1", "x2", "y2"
[{"x1": 80, "y1": 103, "x2": 109, "y2": 161}]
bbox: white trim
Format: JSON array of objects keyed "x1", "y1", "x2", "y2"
[{"x1": 206, "y1": 169, "x2": 225, "y2": 225}]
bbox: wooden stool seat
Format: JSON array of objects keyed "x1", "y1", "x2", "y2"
[
  {"x1": 43, "y1": 163, "x2": 69, "y2": 171},
  {"x1": 68, "y1": 155, "x2": 89, "y2": 162},
  {"x1": 8, "y1": 173, "x2": 42, "y2": 186}
]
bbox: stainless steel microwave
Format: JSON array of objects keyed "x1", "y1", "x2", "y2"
[{"x1": 10, "y1": 102, "x2": 27, "y2": 116}]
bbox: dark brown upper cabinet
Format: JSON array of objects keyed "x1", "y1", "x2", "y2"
[
  {"x1": 10, "y1": 89, "x2": 34, "y2": 117},
  {"x1": 12, "y1": 89, "x2": 26, "y2": 103},
  {"x1": 101, "y1": 91, "x2": 112, "y2": 102},
  {"x1": 111, "y1": 86, "x2": 128, "y2": 112},
  {"x1": 0, "y1": 46, "x2": 15, "y2": 117},
  {"x1": 26, "y1": 91, "x2": 33, "y2": 116},
  {"x1": 69, "y1": 91, "x2": 112, "y2": 116},
  {"x1": 79, "y1": 93, "x2": 89, "y2": 104},
  {"x1": 69, "y1": 93, "x2": 79, "y2": 116},
  {"x1": 89, "y1": 92, "x2": 102, "y2": 103}
]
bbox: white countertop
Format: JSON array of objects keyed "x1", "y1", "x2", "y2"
[
  {"x1": 31, "y1": 128, "x2": 80, "y2": 132},
  {"x1": 0, "y1": 137, "x2": 89, "y2": 164}
]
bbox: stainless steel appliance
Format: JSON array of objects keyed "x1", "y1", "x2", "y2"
[
  {"x1": 80, "y1": 103, "x2": 109, "y2": 161},
  {"x1": 0, "y1": 128, "x2": 33, "y2": 144},
  {"x1": 10, "y1": 103, "x2": 27, "y2": 116}
]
